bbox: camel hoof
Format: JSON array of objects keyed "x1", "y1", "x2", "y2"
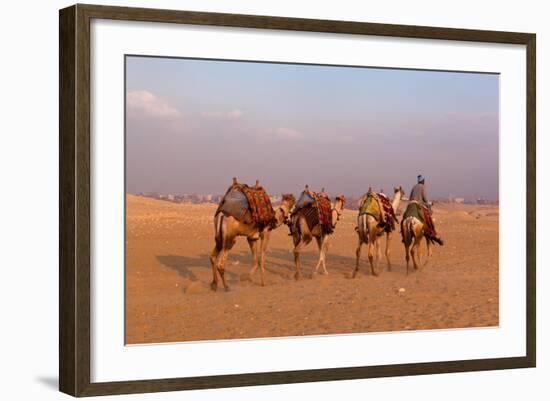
[
  {"x1": 210, "y1": 282, "x2": 218, "y2": 291},
  {"x1": 224, "y1": 286, "x2": 230, "y2": 292},
  {"x1": 294, "y1": 273, "x2": 301, "y2": 281}
]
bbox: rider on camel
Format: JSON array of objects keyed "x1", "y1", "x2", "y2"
[
  {"x1": 409, "y1": 175, "x2": 444, "y2": 245},
  {"x1": 410, "y1": 175, "x2": 430, "y2": 212}
]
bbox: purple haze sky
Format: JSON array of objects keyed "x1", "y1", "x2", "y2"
[{"x1": 126, "y1": 56, "x2": 499, "y2": 201}]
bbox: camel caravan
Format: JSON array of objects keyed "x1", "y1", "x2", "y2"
[{"x1": 210, "y1": 176, "x2": 443, "y2": 291}]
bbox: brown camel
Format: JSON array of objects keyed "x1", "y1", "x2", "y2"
[
  {"x1": 353, "y1": 186, "x2": 404, "y2": 277},
  {"x1": 210, "y1": 182, "x2": 295, "y2": 291},
  {"x1": 291, "y1": 189, "x2": 346, "y2": 279}
]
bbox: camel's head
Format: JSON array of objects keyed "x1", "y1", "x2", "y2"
[
  {"x1": 281, "y1": 193, "x2": 296, "y2": 209},
  {"x1": 277, "y1": 193, "x2": 296, "y2": 225},
  {"x1": 394, "y1": 185, "x2": 405, "y2": 198},
  {"x1": 392, "y1": 186, "x2": 404, "y2": 215},
  {"x1": 334, "y1": 195, "x2": 346, "y2": 211},
  {"x1": 331, "y1": 195, "x2": 346, "y2": 228}
]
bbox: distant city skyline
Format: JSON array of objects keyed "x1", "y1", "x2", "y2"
[{"x1": 126, "y1": 56, "x2": 499, "y2": 201}]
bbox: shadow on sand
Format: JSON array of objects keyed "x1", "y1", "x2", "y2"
[
  {"x1": 156, "y1": 253, "x2": 254, "y2": 283},
  {"x1": 156, "y1": 249, "x2": 297, "y2": 285},
  {"x1": 156, "y1": 244, "x2": 389, "y2": 287},
  {"x1": 267, "y1": 247, "x2": 362, "y2": 277}
]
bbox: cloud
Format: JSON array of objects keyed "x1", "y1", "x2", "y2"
[
  {"x1": 272, "y1": 128, "x2": 354, "y2": 144},
  {"x1": 127, "y1": 90, "x2": 181, "y2": 118},
  {"x1": 201, "y1": 109, "x2": 244, "y2": 120},
  {"x1": 274, "y1": 127, "x2": 304, "y2": 140},
  {"x1": 319, "y1": 135, "x2": 355, "y2": 145}
]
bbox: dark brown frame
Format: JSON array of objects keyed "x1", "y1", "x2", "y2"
[{"x1": 59, "y1": 3, "x2": 536, "y2": 397}]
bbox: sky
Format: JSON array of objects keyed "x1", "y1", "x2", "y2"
[{"x1": 125, "y1": 56, "x2": 499, "y2": 201}]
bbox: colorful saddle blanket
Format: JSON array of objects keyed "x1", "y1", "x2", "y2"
[
  {"x1": 293, "y1": 190, "x2": 333, "y2": 233},
  {"x1": 359, "y1": 192, "x2": 397, "y2": 232},
  {"x1": 402, "y1": 201, "x2": 437, "y2": 238},
  {"x1": 312, "y1": 192, "x2": 332, "y2": 229},
  {"x1": 216, "y1": 183, "x2": 275, "y2": 228}
]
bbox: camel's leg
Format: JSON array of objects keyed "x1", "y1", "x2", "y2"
[
  {"x1": 217, "y1": 235, "x2": 235, "y2": 291},
  {"x1": 353, "y1": 237, "x2": 363, "y2": 278},
  {"x1": 215, "y1": 248, "x2": 230, "y2": 291},
  {"x1": 210, "y1": 214, "x2": 224, "y2": 291},
  {"x1": 367, "y1": 239, "x2": 377, "y2": 276},
  {"x1": 410, "y1": 236, "x2": 422, "y2": 271},
  {"x1": 313, "y1": 237, "x2": 322, "y2": 275},
  {"x1": 293, "y1": 236, "x2": 311, "y2": 280},
  {"x1": 321, "y1": 236, "x2": 329, "y2": 275},
  {"x1": 424, "y1": 237, "x2": 433, "y2": 267},
  {"x1": 258, "y1": 231, "x2": 271, "y2": 286},
  {"x1": 209, "y1": 245, "x2": 221, "y2": 291},
  {"x1": 313, "y1": 236, "x2": 330, "y2": 275},
  {"x1": 314, "y1": 236, "x2": 329, "y2": 275},
  {"x1": 404, "y1": 243, "x2": 410, "y2": 275},
  {"x1": 247, "y1": 237, "x2": 259, "y2": 277},
  {"x1": 374, "y1": 238, "x2": 382, "y2": 275},
  {"x1": 385, "y1": 233, "x2": 392, "y2": 272},
  {"x1": 417, "y1": 238, "x2": 423, "y2": 266},
  {"x1": 411, "y1": 243, "x2": 418, "y2": 270}
]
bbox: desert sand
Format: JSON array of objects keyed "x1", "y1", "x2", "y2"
[{"x1": 125, "y1": 194, "x2": 499, "y2": 344}]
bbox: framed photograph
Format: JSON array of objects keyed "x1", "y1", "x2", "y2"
[{"x1": 59, "y1": 4, "x2": 536, "y2": 397}]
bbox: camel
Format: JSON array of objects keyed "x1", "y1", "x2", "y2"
[
  {"x1": 291, "y1": 188, "x2": 346, "y2": 279},
  {"x1": 210, "y1": 180, "x2": 296, "y2": 291},
  {"x1": 400, "y1": 202, "x2": 442, "y2": 274},
  {"x1": 353, "y1": 186, "x2": 404, "y2": 277}
]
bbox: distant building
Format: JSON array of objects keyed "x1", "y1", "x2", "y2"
[
  {"x1": 453, "y1": 197, "x2": 465, "y2": 204},
  {"x1": 139, "y1": 192, "x2": 230, "y2": 204}
]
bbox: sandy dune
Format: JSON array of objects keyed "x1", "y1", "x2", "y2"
[{"x1": 125, "y1": 194, "x2": 499, "y2": 344}]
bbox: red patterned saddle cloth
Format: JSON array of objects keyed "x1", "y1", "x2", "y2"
[
  {"x1": 421, "y1": 205, "x2": 437, "y2": 238},
  {"x1": 378, "y1": 193, "x2": 397, "y2": 232},
  {"x1": 240, "y1": 185, "x2": 275, "y2": 227},
  {"x1": 312, "y1": 192, "x2": 332, "y2": 229},
  {"x1": 217, "y1": 183, "x2": 275, "y2": 228}
]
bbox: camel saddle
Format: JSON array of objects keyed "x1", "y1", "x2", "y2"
[
  {"x1": 292, "y1": 190, "x2": 333, "y2": 234},
  {"x1": 402, "y1": 201, "x2": 437, "y2": 239},
  {"x1": 216, "y1": 183, "x2": 276, "y2": 228},
  {"x1": 359, "y1": 192, "x2": 397, "y2": 233}
]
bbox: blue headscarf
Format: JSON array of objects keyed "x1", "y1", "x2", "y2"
[{"x1": 417, "y1": 175, "x2": 425, "y2": 184}]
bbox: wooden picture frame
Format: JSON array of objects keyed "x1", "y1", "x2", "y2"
[{"x1": 59, "y1": 3, "x2": 536, "y2": 397}]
